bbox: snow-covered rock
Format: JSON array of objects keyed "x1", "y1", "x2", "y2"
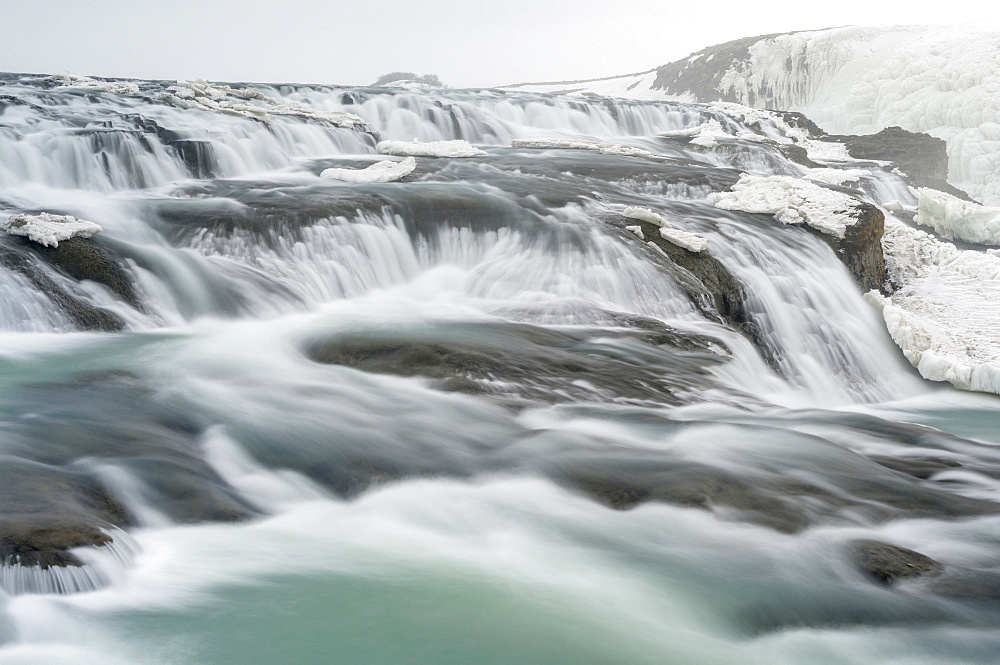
[
  {"x1": 622, "y1": 207, "x2": 706, "y2": 252},
  {"x1": 4, "y1": 213, "x2": 103, "y2": 247},
  {"x1": 511, "y1": 138, "x2": 654, "y2": 157},
  {"x1": 376, "y1": 139, "x2": 484, "y2": 158},
  {"x1": 43, "y1": 74, "x2": 140, "y2": 95},
  {"x1": 660, "y1": 118, "x2": 730, "y2": 148},
  {"x1": 914, "y1": 187, "x2": 1000, "y2": 246},
  {"x1": 320, "y1": 157, "x2": 417, "y2": 183},
  {"x1": 707, "y1": 174, "x2": 861, "y2": 238},
  {"x1": 164, "y1": 80, "x2": 365, "y2": 128}
]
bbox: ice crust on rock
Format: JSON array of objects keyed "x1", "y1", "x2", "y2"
[
  {"x1": 164, "y1": 80, "x2": 365, "y2": 128},
  {"x1": 4, "y1": 213, "x2": 103, "y2": 247},
  {"x1": 320, "y1": 157, "x2": 417, "y2": 183},
  {"x1": 622, "y1": 207, "x2": 707, "y2": 252},
  {"x1": 659, "y1": 118, "x2": 730, "y2": 147},
  {"x1": 867, "y1": 218, "x2": 1000, "y2": 394},
  {"x1": 914, "y1": 188, "x2": 1000, "y2": 246},
  {"x1": 377, "y1": 139, "x2": 485, "y2": 158},
  {"x1": 43, "y1": 74, "x2": 140, "y2": 95},
  {"x1": 708, "y1": 174, "x2": 860, "y2": 238}
]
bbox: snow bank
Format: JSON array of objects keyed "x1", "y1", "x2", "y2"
[
  {"x1": 377, "y1": 139, "x2": 484, "y2": 158},
  {"x1": 43, "y1": 74, "x2": 140, "y2": 95},
  {"x1": 914, "y1": 187, "x2": 1000, "y2": 246},
  {"x1": 164, "y1": 80, "x2": 365, "y2": 128},
  {"x1": 4, "y1": 212, "x2": 103, "y2": 247},
  {"x1": 622, "y1": 207, "x2": 707, "y2": 252},
  {"x1": 866, "y1": 218, "x2": 1000, "y2": 394},
  {"x1": 511, "y1": 138, "x2": 654, "y2": 157},
  {"x1": 707, "y1": 174, "x2": 860, "y2": 238}
]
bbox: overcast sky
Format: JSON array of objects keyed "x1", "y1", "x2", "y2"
[{"x1": 2, "y1": 1, "x2": 997, "y2": 87}]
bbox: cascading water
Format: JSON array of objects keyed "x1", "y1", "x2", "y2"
[{"x1": 1, "y1": 72, "x2": 999, "y2": 664}]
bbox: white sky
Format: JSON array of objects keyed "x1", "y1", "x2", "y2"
[{"x1": 2, "y1": 0, "x2": 998, "y2": 87}]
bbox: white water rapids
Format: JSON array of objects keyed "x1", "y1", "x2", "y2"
[{"x1": 1, "y1": 74, "x2": 999, "y2": 664}]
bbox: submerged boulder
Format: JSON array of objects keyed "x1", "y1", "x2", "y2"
[
  {"x1": 849, "y1": 539, "x2": 943, "y2": 585},
  {"x1": 0, "y1": 461, "x2": 132, "y2": 568}
]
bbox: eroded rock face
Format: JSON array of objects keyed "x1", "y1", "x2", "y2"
[
  {"x1": 0, "y1": 242, "x2": 127, "y2": 331},
  {"x1": 850, "y1": 539, "x2": 943, "y2": 584},
  {"x1": 828, "y1": 126, "x2": 964, "y2": 198},
  {"x1": 805, "y1": 201, "x2": 887, "y2": 293},
  {"x1": 0, "y1": 461, "x2": 131, "y2": 568},
  {"x1": 621, "y1": 217, "x2": 781, "y2": 370},
  {"x1": 28, "y1": 237, "x2": 140, "y2": 309}
]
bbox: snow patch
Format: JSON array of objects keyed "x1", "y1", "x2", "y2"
[
  {"x1": 622, "y1": 207, "x2": 707, "y2": 252},
  {"x1": 708, "y1": 174, "x2": 860, "y2": 238},
  {"x1": 4, "y1": 212, "x2": 103, "y2": 247},
  {"x1": 377, "y1": 139, "x2": 484, "y2": 158},
  {"x1": 914, "y1": 187, "x2": 1000, "y2": 246},
  {"x1": 320, "y1": 157, "x2": 417, "y2": 183}
]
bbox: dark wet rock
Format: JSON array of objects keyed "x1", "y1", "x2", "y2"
[
  {"x1": 306, "y1": 321, "x2": 727, "y2": 407},
  {"x1": 564, "y1": 462, "x2": 811, "y2": 533},
  {"x1": 0, "y1": 241, "x2": 126, "y2": 331},
  {"x1": 118, "y1": 458, "x2": 255, "y2": 523},
  {"x1": 0, "y1": 461, "x2": 132, "y2": 568},
  {"x1": 172, "y1": 139, "x2": 218, "y2": 179},
  {"x1": 805, "y1": 201, "x2": 886, "y2": 293},
  {"x1": 2, "y1": 373, "x2": 256, "y2": 568},
  {"x1": 617, "y1": 217, "x2": 780, "y2": 370},
  {"x1": 869, "y1": 455, "x2": 965, "y2": 480},
  {"x1": 25, "y1": 236, "x2": 141, "y2": 309},
  {"x1": 850, "y1": 539, "x2": 943, "y2": 585},
  {"x1": 824, "y1": 126, "x2": 966, "y2": 198}
]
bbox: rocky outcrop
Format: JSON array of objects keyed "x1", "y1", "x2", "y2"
[
  {"x1": 26, "y1": 237, "x2": 141, "y2": 308},
  {"x1": 824, "y1": 126, "x2": 967, "y2": 199},
  {"x1": 0, "y1": 461, "x2": 132, "y2": 568},
  {"x1": 0, "y1": 242, "x2": 127, "y2": 331},
  {"x1": 623, "y1": 217, "x2": 781, "y2": 370},
  {"x1": 805, "y1": 201, "x2": 887, "y2": 293},
  {"x1": 650, "y1": 33, "x2": 783, "y2": 104}
]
